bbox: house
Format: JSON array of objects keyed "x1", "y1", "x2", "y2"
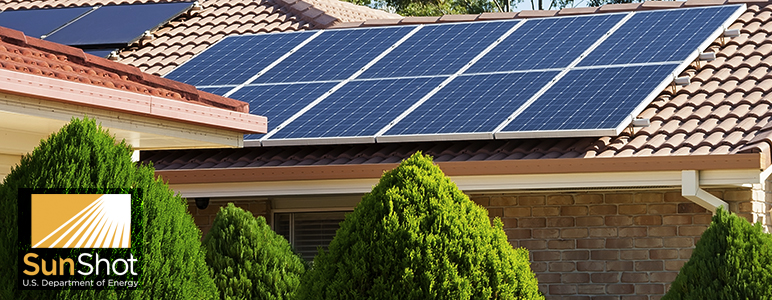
[{"x1": 5, "y1": 0, "x2": 772, "y2": 299}]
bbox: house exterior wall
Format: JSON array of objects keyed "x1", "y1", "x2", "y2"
[{"x1": 187, "y1": 198, "x2": 272, "y2": 237}]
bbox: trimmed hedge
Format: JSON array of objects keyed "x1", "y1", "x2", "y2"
[
  {"x1": 203, "y1": 203, "x2": 306, "y2": 300},
  {"x1": 663, "y1": 206, "x2": 772, "y2": 300},
  {"x1": 297, "y1": 152, "x2": 543, "y2": 300},
  {"x1": 0, "y1": 118, "x2": 217, "y2": 300}
]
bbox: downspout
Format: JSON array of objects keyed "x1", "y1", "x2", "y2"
[{"x1": 681, "y1": 170, "x2": 728, "y2": 214}]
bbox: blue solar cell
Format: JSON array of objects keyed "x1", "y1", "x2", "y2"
[
  {"x1": 0, "y1": 7, "x2": 91, "y2": 39},
  {"x1": 253, "y1": 26, "x2": 415, "y2": 84},
  {"x1": 45, "y1": 2, "x2": 193, "y2": 46},
  {"x1": 165, "y1": 32, "x2": 316, "y2": 86},
  {"x1": 502, "y1": 64, "x2": 677, "y2": 132},
  {"x1": 579, "y1": 5, "x2": 741, "y2": 66},
  {"x1": 359, "y1": 21, "x2": 517, "y2": 79},
  {"x1": 227, "y1": 83, "x2": 337, "y2": 140},
  {"x1": 271, "y1": 77, "x2": 446, "y2": 139},
  {"x1": 468, "y1": 14, "x2": 624, "y2": 74},
  {"x1": 385, "y1": 71, "x2": 558, "y2": 136}
]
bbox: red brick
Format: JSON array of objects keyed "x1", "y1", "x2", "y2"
[
  {"x1": 520, "y1": 240, "x2": 547, "y2": 250},
  {"x1": 693, "y1": 214, "x2": 712, "y2": 224},
  {"x1": 532, "y1": 251, "x2": 561, "y2": 261},
  {"x1": 575, "y1": 194, "x2": 603, "y2": 204},
  {"x1": 548, "y1": 240, "x2": 575, "y2": 249},
  {"x1": 550, "y1": 262, "x2": 576, "y2": 272},
  {"x1": 635, "y1": 284, "x2": 665, "y2": 294},
  {"x1": 532, "y1": 206, "x2": 560, "y2": 216},
  {"x1": 663, "y1": 215, "x2": 692, "y2": 225},
  {"x1": 187, "y1": 203, "x2": 198, "y2": 215},
  {"x1": 619, "y1": 204, "x2": 647, "y2": 215},
  {"x1": 650, "y1": 272, "x2": 678, "y2": 283},
  {"x1": 589, "y1": 205, "x2": 617, "y2": 215},
  {"x1": 490, "y1": 196, "x2": 517, "y2": 206},
  {"x1": 677, "y1": 203, "x2": 706, "y2": 213},
  {"x1": 664, "y1": 237, "x2": 694, "y2": 248},
  {"x1": 533, "y1": 228, "x2": 560, "y2": 239},
  {"x1": 577, "y1": 261, "x2": 605, "y2": 271},
  {"x1": 547, "y1": 217, "x2": 575, "y2": 227},
  {"x1": 739, "y1": 201, "x2": 753, "y2": 212},
  {"x1": 504, "y1": 207, "x2": 531, "y2": 217},
  {"x1": 563, "y1": 273, "x2": 590, "y2": 283},
  {"x1": 562, "y1": 228, "x2": 589, "y2": 238},
  {"x1": 561, "y1": 206, "x2": 589, "y2": 216},
  {"x1": 724, "y1": 189, "x2": 752, "y2": 201},
  {"x1": 635, "y1": 193, "x2": 664, "y2": 203},
  {"x1": 620, "y1": 250, "x2": 648, "y2": 260},
  {"x1": 665, "y1": 260, "x2": 686, "y2": 271},
  {"x1": 194, "y1": 215, "x2": 210, "y2": 226},
  {"x1": 488, "y1": 208, "x2": 503, "y2": 218},
  {"x1": 549, "y1": 284, "x2": 577, "y2": 295},
  {"x1": 607, "y1": 284, "x2": 635, "y2": 294},
  {"x1": 634, "y1": 238, "x2": 663, "y2": 248},
  {"x1": 621, "y1": 297, "x2": 649, "y2": 300},
  {"x1": 531, "y1": 262, "x2": 547, "y2": 272},
  {"x1": 619, "y1": 227, "x2": 647, "y2": 237},
  {"x1": 679, "y1": 248, "x2": 693, "y2": 259},
  {"x1": 634, "y1": 215, "x2": 662, "y2": 225},
  {"x1": 607, "y1": 261, "x2": 634, "y2": 271},
  {"x1": 649, "y1": 249, "x2": 678, "y2": 259},
  {"x1": 606, "y1": 194, "x2": 633, "y2": 203},
  {"x1": 648, "y1": 204, "x2": 677, "y2": 214},
  {"x1": 589, "y1": 228, "x2": 617, "y2": 237},
  {"x1": 502, "y1": 218, "x2": 518, "y2": 228},
  {"x1": 537, "y1": 273, "x2": 561, "y2": 283},
  {"x1": 591, "y1": 250, "x2": 619, "y2": 260},
  {"x1": 548, "y1": 195, "x2": 573, "y2": 205},
  {"x1": 576, "y1": 216, "x2": 605, "y2": 226},
  {"x1": 664, "y1": 192, "x2": 686, "y2": 202},
  {"x1": 636, "y1": 261, "x2": 664, "y2": 271},
  {"x1": 577, "y1": 284, "x2": 605, "y2": 294},
  {"x1": 606, "y1": 238, "x2": 633, "y2": 249},
  {"x1": 471, "y1": 196, "x2": 489, "y2": 206},
  {"x1": 591, "y1": 272, "x2": 620, "y2": 283},
  {"x1": 519, "y1": 196, "x2": 545, "y2": 205},
  {"x1": 518, "y1": 217, "x2": 546, "y2": 228},
  {"x1": 577, "y1": 239, "x2": 605, "y2": 249},
  {"x1": 563, "y1": 296, "x2": 591, "y2": 300},
  {"x1": 505, "y1": 229, "x2": 531, "y2": 239},
  {"x1": 562, "y1": 250, "x2": 589, "y2": 260},
  {"x1": 648, "y1": 226, "x2": 677, "y2": 237},
  {"x1": 606, "y1": 216, "x2": 633, "y2": 226},
  {"x1": 621, "y1": 272, "x2": 649, "y2": 283},
  {"x1": 595, "y1": 296, "x2": 623, "y2": 300}
]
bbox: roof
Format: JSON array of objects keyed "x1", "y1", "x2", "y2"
[
  {"x1": 144, "y1": 0, "x2": 772, "y2": 181},
  {"x1": 0, "y1": 0, "x2": 400, "y2": 75},
  {"x1": 0, "y1": 25, "x2": 267, "y2": 133}
]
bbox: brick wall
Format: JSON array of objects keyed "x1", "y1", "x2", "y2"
[
  {"x1": 187, "y1": 198, "x2": 271, "y2": 236},
  {"x1": 469, "y1": 188, "x2": 759, "y2": 300}
]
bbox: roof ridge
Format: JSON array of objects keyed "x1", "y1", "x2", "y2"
[{"x1": 272, "y1": 0, "x2": 400, "y2": 28}]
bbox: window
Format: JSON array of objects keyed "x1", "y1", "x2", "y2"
[{"x1": 274, "y1": 211, "x2": 348, "y2": 262}]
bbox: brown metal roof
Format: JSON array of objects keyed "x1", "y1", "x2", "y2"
[{"x1": 143, "y1": 0, "x2": 772, "y2": 179}]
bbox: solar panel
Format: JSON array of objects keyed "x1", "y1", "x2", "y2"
[
  {"x1": 579, "y1": 5, "x2": 740, "y2": 66},
  {"x1": 165, "y1": 32, "x2": 316, "y2": 86},
  {"x1": 253, "y1": 26, "x2": 416, "y2": 84},
  {"x1": 382, "y1": 71, "x2": 558, "y2": 138},
  {"x1": 359, "y1": 21, "x2": 518, "y2": 79},
  {"x1": 45, "y1": 2, "x2": 193, "y2": 47},
  {"x1": 0, "y1": 6, "x2": 92, "y2": 39},
  {"x1": 266, "y1": 77, "x2": 446, "y2": 144}
]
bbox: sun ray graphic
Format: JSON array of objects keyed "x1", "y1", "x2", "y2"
[{"x1": 32, "y1": 194, "x2": 131, "y2": 248}]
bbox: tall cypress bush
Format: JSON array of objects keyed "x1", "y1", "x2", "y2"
[
  {"x1": 203, "y1": 203, "x2": 306, "y2": 300},
  {"x1": 297, "y1": 152, "x2": 543, "y2": 300},
  {"x1": 0, "y1": 117, "x2": 217, "y2": 300},
  {"x1": 663, "y1": 207, "x2": 772, "y2": 300}
]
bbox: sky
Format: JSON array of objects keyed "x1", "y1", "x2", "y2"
[{"x1": 513, "y1": 0, "x2": 590, "y2": 12}]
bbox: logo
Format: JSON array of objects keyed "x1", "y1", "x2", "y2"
[
  {"x1": 18, "y1": 189, "x2": 143, "y2": 290},
  {"x1": 32, "y1": 194, "x2": 131, "y2": 249}
]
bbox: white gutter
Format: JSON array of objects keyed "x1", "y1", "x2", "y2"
[{"x1": 682, "y1": 170, "x2": 728, "y2": 214}]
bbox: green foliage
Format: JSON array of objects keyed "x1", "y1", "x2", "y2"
[
  {"x1": 203, "y1": 203, "x2": 306, "y2": 300},
  {"x1": 663, "y1": 207, "x2": 772, "y2": 300},
  {"x1": 0, "y1": 117, "x2": 217, "y2": 300},
  {"x1": 297, "y1": 152, "x2": 543, "y2": 300}
]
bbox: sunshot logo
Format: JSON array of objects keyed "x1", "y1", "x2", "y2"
[{"x1": 18, "y1": 189, "x2": 143, "y2": 290}]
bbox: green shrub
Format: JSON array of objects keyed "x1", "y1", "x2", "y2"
[
  {"x1": 663, "y1": 206, "x2": 772, "y2": 300},
  {"x1": 297, "y1": 152, "x2": 543, "y2": 300},
  {"x1": 0, "y1": 117, "x2": 217, "y2": 300},
  {"x1": 203, "y1": 203, "x2": 306, "y2": 300}
]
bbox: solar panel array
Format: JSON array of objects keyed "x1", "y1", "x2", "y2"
[
  {"x1": 0, "y1": 2, "x2": 192, "y2": 56},
  {"x1": 165, "y1": 5, "x2": 745, "y2": 146}
]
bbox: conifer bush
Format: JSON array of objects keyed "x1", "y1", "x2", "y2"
[
  {"x1": 663, "y1": 207, "x2": 772, "y2": 300},
  {"x1": 203, "y1": 203, "x2": 306, "y2": 300},
  {"x1": 0, "y1": 117, "x2": 217, "y2": 300},
  {"x1": 297, "y1": 152, "x2": 543, "y2": 300}
]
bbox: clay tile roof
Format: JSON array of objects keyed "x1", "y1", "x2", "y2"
[
  {"x1": 143, "y1": 0, "x2": 772, "y2": 172},
  {"x1": 0, "y1": 0, "x2": 400, "y2": 76}
]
